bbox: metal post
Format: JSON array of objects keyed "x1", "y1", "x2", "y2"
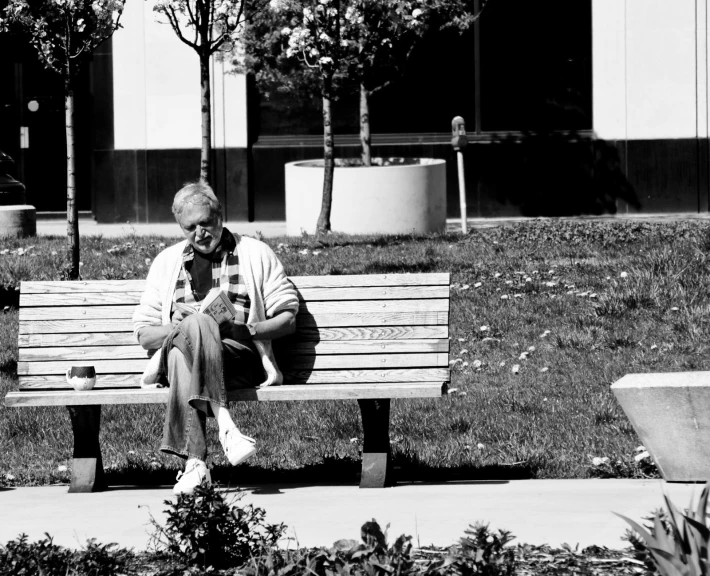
[
  {"x1": 457, "y1": 150, "x2": 467, "y2": 234},
  {"x1": 451, "y1": 116, "x2": 469, "y2": 234}
]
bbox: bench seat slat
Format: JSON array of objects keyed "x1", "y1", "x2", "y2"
[
  {"x1": 19, "y1": 298, "x2": 450, "y2": 321},
  {"x1": 20, "y1": 273, "x2": 450, "y2": 294},
  {"x1": 18, "y1": 367, "x2": 448, "y2": 386},
  {"x1": 19, "y1": 330, "x2": 449, "y2": 348},
  {"x1": 20, "y1": 310, "x2": 449, "y2": 328},
  {"x1": 20, "y1": 339, "x2": 448, "y2": 359},
  {"x1": 20, "y1": 319, "x2": 135, "y2": 335},
  {"x1": 6, "y1": 382, "x2": 448, "y2": 407},
  {"x1": 20, "y1": 286, "x2": 450, "y2": 307},
  {"x1": 19, "y1": 348, "x2": 447, "y2": 368}
]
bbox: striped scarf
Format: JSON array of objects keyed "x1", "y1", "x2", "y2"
[{"x1": 173, "y1": 228, "x2": 250, "y2": 323}]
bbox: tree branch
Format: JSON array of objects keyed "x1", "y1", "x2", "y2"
[{"x1": 165, "y1": 5, "x2": 198, "y2": 50}]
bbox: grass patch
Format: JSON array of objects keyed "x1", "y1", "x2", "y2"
[{"x1": 3, "y1": 220, "x2": 710, "y2": 486}]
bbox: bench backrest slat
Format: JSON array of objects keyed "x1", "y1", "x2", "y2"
[{"x1": 17, "y1": 273, "x2": 450, "y2": 391}]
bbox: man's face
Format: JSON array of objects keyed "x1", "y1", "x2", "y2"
[{"x1": 177, "y1": 203, "x2": 223, "y2": 254}]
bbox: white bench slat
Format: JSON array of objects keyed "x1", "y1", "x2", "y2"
[
  {"x1": 19, "y1": 327, "x2": 449, "y2": 347},
  {"x1": 19, "y1": 319, "x2": 135, "y2": 335},
  {"x1": 19, "y1": 333, "x2": 140, "y2": 347},
  {"x1": 20, "y1": 310, "x2": 448, "y2": 328},
  {"x1": 19, "y1": 298, "x2": 449, "y2": 321},
  {"x1": 19, "y1": 339, "x2": 448, "y2": 359},
  {"x1": 20, "y1": 285, "x2": 449, "y2": 307},
  {"x1": 19, "y1": 273, "x2": 450, "y2": 294},
  {"x1": 18, "y1": 367, "x2": 448, "y2": 385},
  {"x1": 6, "y1": 382, "x2": 447, "y2": 407},
  {"x1": 19, "y1": 347, "x2": 448, "y2": 368}
]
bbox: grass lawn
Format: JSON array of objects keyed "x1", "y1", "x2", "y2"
[{"x1": 2, "y1": 219, "x2": 709, "y2": 488}]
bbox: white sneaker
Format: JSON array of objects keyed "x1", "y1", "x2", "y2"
[
  {"x1": 173, "y1": 459, "x2": 211, "y2": 495},
  {"x1": 220, "y1": 428, "x2": 257, "y2": 466}
]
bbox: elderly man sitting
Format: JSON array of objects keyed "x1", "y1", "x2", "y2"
[{"x1": 132, "y1": 181, "x2": 299, "y2": 494}]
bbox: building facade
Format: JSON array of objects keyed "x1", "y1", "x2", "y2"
[{"x1": 1, "y1": 0, "x2": 708, "y2": 223}]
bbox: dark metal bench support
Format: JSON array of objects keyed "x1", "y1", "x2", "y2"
[
  {"x1": 358, "y1": 399, "x2": 393, "y2": 488},
  {"x1": 67, "y1": 405, "x2": 106, "y2": 493}
]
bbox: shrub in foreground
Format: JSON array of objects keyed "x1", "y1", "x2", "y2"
[
  {"x1": 150, "y1": 481, "x2": 286, "y2": 570},
  {"x1": 619, "y1": 483, "x2": 710, "y2": 576},
  {"x1": 0, "y1": 533, "x2": 128, "y2": 576}
]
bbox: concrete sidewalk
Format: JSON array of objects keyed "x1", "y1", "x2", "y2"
[
  {"x1": 34, "y1": 212, "x2": 710, "y2": 239},
  {"x1": 0, "y1": 480, "x2": 703, "y2": 551}
]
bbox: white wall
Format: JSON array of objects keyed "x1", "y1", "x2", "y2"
[
  {"x1": 112, "y1": 0, "x2": 247, "y2": 150},
  {"x1": 593, "y1": 0, "x2": 708, "y2": 140}
]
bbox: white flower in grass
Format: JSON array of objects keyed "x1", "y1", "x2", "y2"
[
  {"x1": 494, "y1": 272, "x2": 502, "y2": 278},
  {"x1": 514, "y1": 294, "x2": 523, "y2": 298},
  {"x1": 460, "y1": 349, "x2": 468, "y2": 355},
  {"x1": 350, "y1": 438, "x2": 358, "y2": 443},
  {"x1": 528, "y1": 346, "x2": 536, "y2": 352},
  {"x1": 539, "y1": 367, "x2": 549, "y2": 373},
  {"x1": 57, "y1": 465, "x2": 68, "y2": 472},
  {"x1": 591, "y1": 457, "x2": 609, "y2": 466},
  {"x1": 500, "y1": 295, "x2": 509, "y2": 300},
  {"x1": 511, "y1": 364, "x2": 520, "y2": 374},
  {"x1": 458, "y1": 337, "x2": 466, "y2": 342},
  {"x1": 671, "y1": 307, "x2": 679, "y2": 311},
  {"x1": 620, "y1": 271, "x2": 628, "y2": 278},
  {"x1": 472, "y1": 360, "x2": 482, "y2": 368},
  {"x1": 298, "y1": 249, "x2": 308, "y2": 255},
  {"x1": 650, "y1": 344, "x2": 657, "y2": 350},
  {"x1": 461, "y1": 284, "x2": 470, "y2": 290},
  {"x1": 159, "y1": 242, "x2": 166, "y2": 248},
  {"x1": 5, "y1": 473, "x2": 15, "y2": 481},
  {"x1": 540, "y1": 330, "x2": 551, "y2": 338},
  {"x1": 499, "y1": 361, "x2": 506, "y2": 367},
  {"x1": 477, "y1": 443, "x2": 485, "y2": 450},
  {"x1": 144, "y1": 258, "x2": 151, "y2": 265},
  {"x1": 474, "y1": 282, "x2": 482, "y2": 288},
  {"x1": 518, "y1": 352, "x2": 528, "y2": 360},
  {"x1": 480, "y1": 325, "x2": 489, "y2": 332}
]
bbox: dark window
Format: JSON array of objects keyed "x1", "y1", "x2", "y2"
[
  {"x1": 480, "y1": 0, "x2": 592, "y2": 132},
  {"x1": 256, "y1": 0, "x2": 591, "y2": 137}
]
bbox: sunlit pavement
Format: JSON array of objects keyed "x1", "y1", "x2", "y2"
[
  {"x1": 0, "y1": 479, "x2": 703, "y2": 551},
  {"x1": 34, "y1": 213, "x2": 710, "y2": 239}
]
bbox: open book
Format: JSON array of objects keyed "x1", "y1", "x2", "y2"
[{"x1": 173, "y1": 288, "x2": 237, "y2": 325}]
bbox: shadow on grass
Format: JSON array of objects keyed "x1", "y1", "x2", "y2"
[{"x1": 104, "y1": 454, "x2": 539, "y2": 488}]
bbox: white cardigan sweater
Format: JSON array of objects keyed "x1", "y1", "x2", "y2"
[{"x1": 132, "y1": 235, "x2": 300, "y2": 387}]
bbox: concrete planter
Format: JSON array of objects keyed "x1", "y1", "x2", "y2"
[
  {"x1": 611, "y1": 372, "x2": 710, "y2": 481},
  {"x1": 0, "y1": 205, "x2": 36, "y2": 237},
  {"x1": 285, "y1": 158, "x2": 446, "y2": 236}
]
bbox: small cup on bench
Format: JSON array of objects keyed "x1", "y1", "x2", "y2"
[{"x1": 66, "y1": 366, "x2": 97, "y2": 391}]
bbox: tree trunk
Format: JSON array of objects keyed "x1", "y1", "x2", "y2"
[
  {"x1": 360, "y1": 82, "x2": 371, "y2": 166},
  {"x1": 65, "y1": 87, "x2": 79, "y2": 280},
  {"x1": 316, "y1": 74, "x2": 334, "y2": 235},
  {"x1": 199, "y1": 51, "x2": 211, "y2": 183}
]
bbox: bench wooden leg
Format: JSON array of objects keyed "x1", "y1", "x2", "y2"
[
  {"x1": 67, "y1": 405, "x2": 106, "y2": 493},
  {"x1": 357, "y1": 399, "x2": 393, "y2": 488}
]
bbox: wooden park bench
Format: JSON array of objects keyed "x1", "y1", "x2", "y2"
[{"x1": 6, "y1": 273, "x2": 450, "y2": 492}]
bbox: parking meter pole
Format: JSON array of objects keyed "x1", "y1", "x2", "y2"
[
  {"x1": 451, "y1": 116, "x2": 468, "y2": 234},
  {"x1": 456, "y1": 151, "x2": 467, "y2": 234}
]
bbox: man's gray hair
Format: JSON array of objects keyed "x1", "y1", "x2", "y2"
[{"x1": 172, "y1": 181, "x2": 222, "y2": 219}]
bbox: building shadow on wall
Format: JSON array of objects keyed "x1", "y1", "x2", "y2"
[{"x1": 475, "y1": 131, "x2": 640, "y2": 217}]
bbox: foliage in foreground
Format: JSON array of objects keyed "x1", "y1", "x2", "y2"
[
  {"x1": 620, "y1": 483, "x2": 710, "y2": 576},
  {"x1": 150, "y1": 481, "x2": 286, "y2": 570},
  {"x1": 0, "y1": 533, "x2": 129, "y2": 576}
]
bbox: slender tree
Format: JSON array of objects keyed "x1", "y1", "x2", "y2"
[
  {"x1": 153, "y1": 0, "x2": 255, "y2": 183},
  {"x1": 1, "y1": 0, "x2": 125, "y2": 279}
]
